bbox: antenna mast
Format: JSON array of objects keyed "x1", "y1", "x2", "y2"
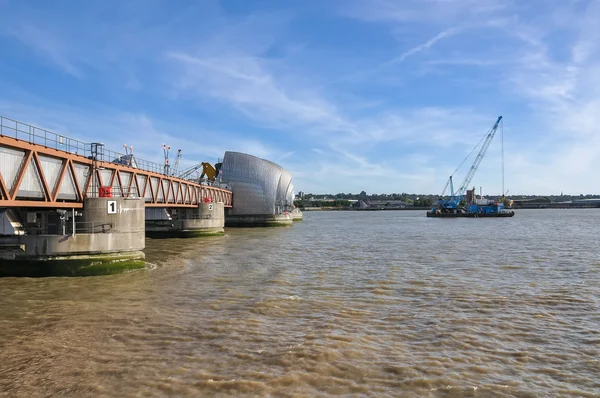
[
  {"x1": 172, "y1": 149, "x2": 182, "y2": 176},
  {"x1": 163, "y1": 144, "x2": 171, "y2": 175}
]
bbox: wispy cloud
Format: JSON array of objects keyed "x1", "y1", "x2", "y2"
[
  {"x1": 383, "y1": 28, "x2": 459, "y2": 65},
  {"x1": 8, "y1": 25, "x2": 83, "y2": 78},
  {"x1": 276, "y1": 151, "x2": 295, "y2": 162},
  {"x1": 166, "y1": 40, "x2": 502, "y2": 194},
  {"x1": 0, "y1": 99, "x2": 285, "y2": 168},
  {"x1": 341, "y1": 0, "x2": 510, "y2": 24},
  {"x1": 485, "y1": 1, "x2": 600, "y2": 194},
  {"x1": 167, "y1": 52, "x2": 351, "y2": 134},
  {"x1": 1, "y1": 0, "x2": 599, "y2": 195}
]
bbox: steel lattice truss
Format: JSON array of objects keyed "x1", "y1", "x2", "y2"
[{"x1": 0, "y1": 135, "x2": 232, "y2": 209}]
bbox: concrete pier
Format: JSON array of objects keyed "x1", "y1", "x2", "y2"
[
  {"x1": 291, "y1": 208, "x2": 303, "y2": 221},
  {"x1": 225, "y1": 212, "x2": 293, "y2": 227},
  {"x1": 0, "y1": 197, "x2": 145, "y2": 276},
  {"x1": 145, "y1": 202, "x2": 225, "y2": 238}
]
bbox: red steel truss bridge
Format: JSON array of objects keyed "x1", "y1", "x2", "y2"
[{"x1": 0, "y1": 116, "x2": 232, "y2": 209}]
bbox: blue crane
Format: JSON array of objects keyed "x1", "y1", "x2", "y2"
[{"x1": 435, "y1": 116, "x2": 503, "y2": 210}]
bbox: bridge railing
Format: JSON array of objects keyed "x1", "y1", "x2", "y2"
[
  {"x1": 32, "y1": 221, "x2": 115, "y2": 235},
  {"x1": 177, "y1": 213, "x2": 215, "y2": 220},
  {"x1": 68, "y1": 221, "x2": 115, "y2": 234},
  {"x1": 0, "y1": 116, "x2": 233, "y2": 208},
  {"x1": 87, "y1": 185, "x2": 139, "y2": 199},
  {"x1": 0, "y1": 116, "x2": 89, "y2": 155},
  {"x1": 186, "y1": 177, "x2": 232, "y2": 190},
  {"x1": 99, "y1": 147, "x2": 166, "y2": 175},
  {"x1": 0, "y1": 116, "x2": 169, "y2": 176}
]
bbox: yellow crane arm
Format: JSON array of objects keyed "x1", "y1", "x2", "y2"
[{"x1": 200, "y1": 162, "x2": 217, "y2": 180}]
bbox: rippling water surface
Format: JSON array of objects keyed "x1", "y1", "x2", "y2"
[{"x1": 1, "y1": 209, "x2": 599, "y2": 397}]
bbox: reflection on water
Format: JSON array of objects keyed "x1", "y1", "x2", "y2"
[{"x1": 1, "y1": 209, "x2": 599, "y2": 397}]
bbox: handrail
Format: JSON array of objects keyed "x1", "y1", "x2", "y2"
[
  {"x1": 0, "y1": 115, "x2": 168, "y2": 176},
  {"x1": 185, "y1": 177, "x2": 231, "y2": 190},
  {"x1": 69, "y1": 221, "x2": 115, "y2": 234},
  {"x1": 38, "y1": 220, "x2": 115, "y2": 235}
]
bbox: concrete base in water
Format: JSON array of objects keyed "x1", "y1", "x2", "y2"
[
  {"x1": 291, "y1": 208, "x2": 303, "y2": 221},
  {"x1": 145, "y1": 203, "x2": 225, "y2": 238},
  {"x1": 0, "y1": 197, "x2": 146, "y2": 277},
  {"x1": 0, "y1": 251, "x2": 145, "y2": 277},
  {"x1": 225, "y1": 213, "x2": 294, "y2": 227},
  {"x1": 146, "y1": 227, "x2": 224, "y2": 238}
]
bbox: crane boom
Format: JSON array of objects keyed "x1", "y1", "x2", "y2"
[
  {"x1": 441, "y1": 177, "x2": 450, "y2": 196},
  {"x1": 172, "y1": 149, "x2": 182, "y2": 176},
  {"x1": 178, "y1": 163, "x2": 203, "y2": 180},
  {"x1": 178, "y1": 162, "x2": 221, "y2": 181},
  {"x1": 453, "y1": 116, "x2": 502, "y2": 205}
]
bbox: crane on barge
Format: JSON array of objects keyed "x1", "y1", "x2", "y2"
[{"x1": 428, "y1": 116, "x2": 514, "y2": 217}]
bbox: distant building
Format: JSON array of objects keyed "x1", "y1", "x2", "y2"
[
  {"x1": 571, "y1": 198, "x2": 600, "y2": 205},
  {"x1": 352, "y1": 200, "x2": 369, "y2": 209},
  {"x1": 368, "y1": 200, "x2": 408, "y2": 209},
  {"x1": 511, "y1": 197, "x2": 551, "y2": 208}
]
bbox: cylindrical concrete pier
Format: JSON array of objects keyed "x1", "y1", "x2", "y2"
[
  {"x1": 291, "y1": 208, "x2": 303, "y2": 221},
  {"x1": 225, "y1": 212, "x2": 294, "y2": 227},
  {"x1": 0, "y1": 197, "x2": 145, "y2": 276},
  {"x1": 145, "y1": 202, "x2": 225, "y2": 238}
]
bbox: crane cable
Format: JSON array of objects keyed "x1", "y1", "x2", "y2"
[
  {"x1": 441, "y1": 128, "x2": 488, "y2": 196},
  {"x1": 448, "y1": 126, "x2": 489, "y2": 183}
]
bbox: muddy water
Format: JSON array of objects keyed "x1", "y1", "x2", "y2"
[{"x1": 0, "y1": 209, "x2": 599, "y2": 397}]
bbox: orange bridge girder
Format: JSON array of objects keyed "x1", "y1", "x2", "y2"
[{"x1": 0, "y1": 135, "x2": 232, "y2": 209}]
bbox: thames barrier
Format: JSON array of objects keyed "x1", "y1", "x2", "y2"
[{"x1": 0, "y1": 116, "x2": 299, "y2": 276}]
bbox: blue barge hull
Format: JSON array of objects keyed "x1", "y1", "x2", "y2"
[{"x1": 426, "y1": 211, "x2": 515, "y2": 218}]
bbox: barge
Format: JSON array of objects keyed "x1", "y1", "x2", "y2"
[
  {"x1": 427, "y1": 199, "x2": 515, "y2": 218},
  {"x1": 427, "y1": 116, "x2": 515, "y2": 219}
]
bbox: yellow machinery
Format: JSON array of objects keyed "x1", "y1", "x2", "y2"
[
  {"x1": 200, "y1": 162, "x2": 217, "y2": 180},
  {"x1": 179, "y1": 161, "x2": 222, "y2": 182}
]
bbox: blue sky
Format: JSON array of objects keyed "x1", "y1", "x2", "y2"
[{"x1": 0, "y1": 0, "x2": 598, "y2": 195}]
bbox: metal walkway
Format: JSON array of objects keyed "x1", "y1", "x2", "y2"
[{"x1": 0, "y1": 116, "x2": 232, "y2": 209}]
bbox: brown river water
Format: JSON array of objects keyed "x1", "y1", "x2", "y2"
[{"x1": 0, "y1": 209, "x2": 599, "y2": 397}]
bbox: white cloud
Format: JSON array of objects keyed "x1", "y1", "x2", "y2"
[
  {"x1": 164, "y1": 12, "x2": 517, "y2": 195},
  {"x1": 2, "y1": 0, "x2": 600, "y2": 195},
  {"x1": 286, "y1": 147, "x2": 439, "y2": 194},
  {"x1": 167, "y1": 41, "x2": 509, "y2": 195},
  {"x1": 167, "y1": 52, "x2": 351, "y2": 134},
  {"x1": 7, "y1": 25, "x2": 83, "y2": 77},
  {"x1": 339, "y1": 0, "x2": 600, "y2": 195},
  {"x1": 383, "y1": 28, "x2": 459, "y2": 65},
  {"x1": 402, "y1": 29, "x2": 457, "y2": 59},
  {"x1": 0, "y1": 99, "x2": 285, "y2": 171},
  {"x1": 341, "y1": 0, "x2": 510, "y2": 24}
]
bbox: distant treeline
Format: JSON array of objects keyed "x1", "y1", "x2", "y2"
[
  {"x1": 299, "y1": 191, "x2": 432, "y2": 202},
  {"x1": 294, "y1": 197, "x2": 434, "y2": 209},
  {"x1": 295, "y1": 200, "x2": 350, "y2": 208}
]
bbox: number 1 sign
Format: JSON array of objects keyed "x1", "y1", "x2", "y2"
[{"x1": 107, "y1": 200, "x2": 118, "y2": 214}]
